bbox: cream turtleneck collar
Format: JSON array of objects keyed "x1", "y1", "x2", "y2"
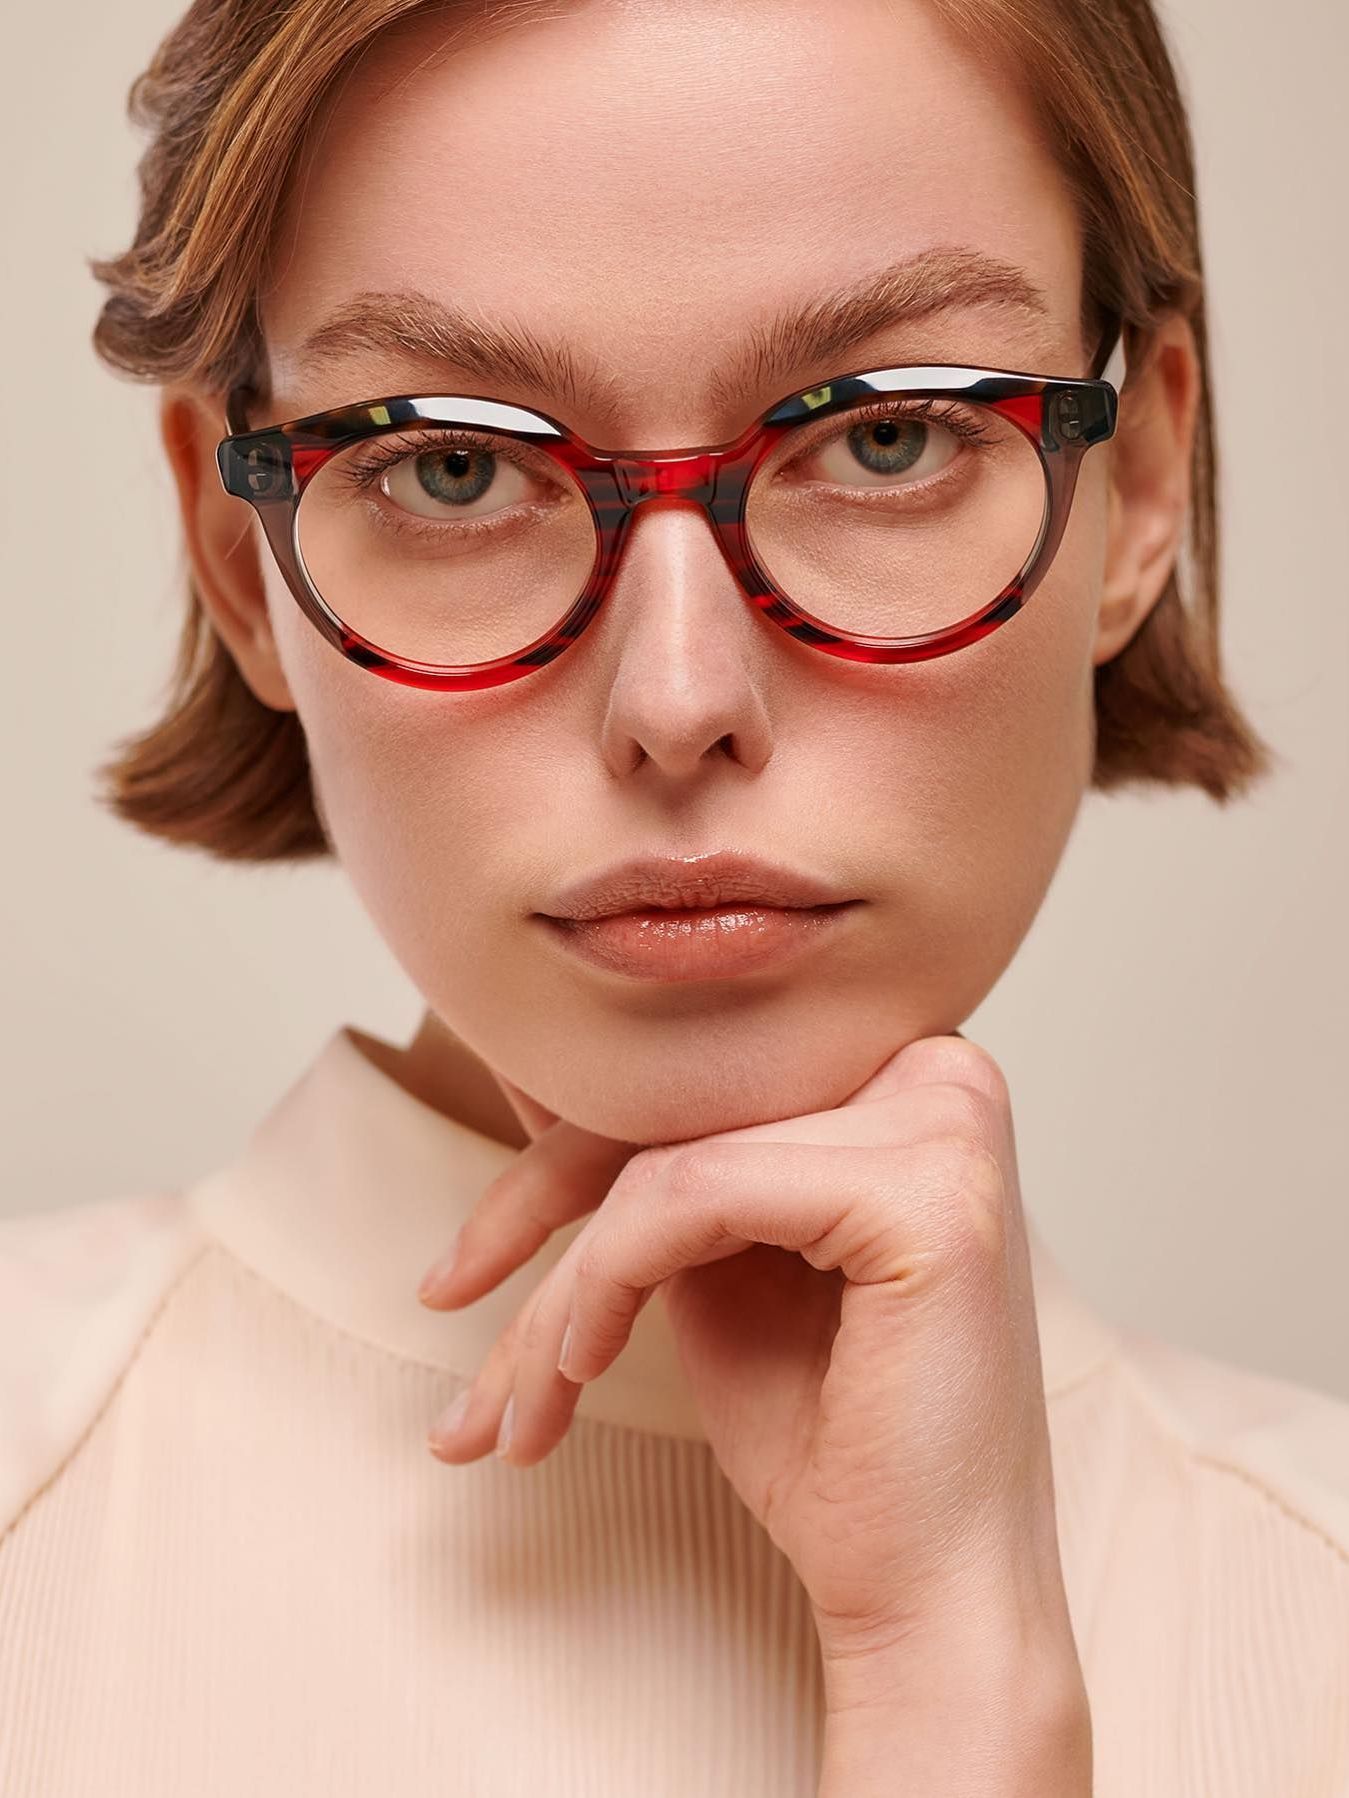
[{"x1": 186, "y1": 1024, "x2": 1121, "y2": 1442}]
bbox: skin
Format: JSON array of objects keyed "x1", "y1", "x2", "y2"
[{"x1": 159, "y1": 0, "x2": 1197, "y2": 1784}]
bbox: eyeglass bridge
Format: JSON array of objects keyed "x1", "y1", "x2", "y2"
[{"x1": 609, "y1": 453, "x2": 722, "y2": 509}]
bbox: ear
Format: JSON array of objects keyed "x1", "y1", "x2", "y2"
[
  {"x1": 1092, "y1": 310, "x2": 1201, "y2": 666},
  {"x1": 158, "y1": 386, "x2": 297, "y2": 712}
]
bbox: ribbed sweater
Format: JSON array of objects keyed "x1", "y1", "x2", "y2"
[{"x1": 2, "y1": 1025, "x2": 1347, "y2": 1795}]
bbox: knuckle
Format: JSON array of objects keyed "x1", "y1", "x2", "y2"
[
  {"x1": 590, "y1": 1273, "x2": 640, "y2": 1342},
  {"x1": 514, "y1": 1293, "x2": 553, "y2": 1355},
  {"x1": 451, "y1": 1166, "x2": 506, "y2": 1241},
  {"x1": 927, "y1": 1079, "x2": 998, "y2": 1142},
  {"x1": 949, "y1": 1050, "x2": 1014, "y2": 1121},
  {"x1": 570, "y1": 1237, "x2": 606, "y2": 1292},
  {"x1": 479, "y1": 1307, "x2": 528, "y2": 1378},
  {"x1": 610, "y1": 1141, "x2": 680, "y2": 1202},
  {"x1": 910, "y1": 1135, "x2": 1009, "y2": 1261},
  {"x1": 948, "y1": 1038, "x2": 1011, "y2": 1109},
  {"x1": 568, "y1": 1240, "x2": 637, "y2": 1355},
  {"x1": 888, "y1": 1035, "x2": 954, "y2": 1089},
  {"x1": 910, "y1": 1129, "x2": 993, "y2": 1190},
  {"x1": 516, "y1": 1196, "x2": 564, "y2": 1248},
  {"x1": 460, "y1": 1163, "x2": 542, "y2": 1245},
  {"x1": 900, "y1": 1035, "x2": 1011, "y2": 1112},
  {"x1": 654, "y1": 1141, "x2": 737, "y2": 1207}
]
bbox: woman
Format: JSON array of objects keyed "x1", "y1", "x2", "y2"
[{"x1": 2, "y1": 0, "x2": 1346, "y2": 1792}]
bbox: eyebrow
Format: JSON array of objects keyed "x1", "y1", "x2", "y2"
[{"x1": 290, "y1": 246, "x2": 1054, "y2": 417}]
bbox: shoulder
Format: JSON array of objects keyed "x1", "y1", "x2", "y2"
[
  {"x1": 1111, "y1": 1324, "x2": 1349, "y2": 1566},
  {"x1": 0, "y1": 1189, "x2": 209, "y2": 1539},
  {"x1": 1072, "y1": 1332, "x2": 1349, "y2": 1795}
]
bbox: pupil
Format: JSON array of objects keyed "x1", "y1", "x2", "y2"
[
  {"x1": 416, "y1": 444, "x2": 495, "y2": 506},
  {"x1": 845, "y1": 416, "x2": 924, "y2": 476}
]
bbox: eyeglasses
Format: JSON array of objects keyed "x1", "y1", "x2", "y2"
[{"x1": 216, "y1": 319, "x2": 1126, "y2": 691}]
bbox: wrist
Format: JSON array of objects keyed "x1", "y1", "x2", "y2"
[{"x1": 818, "y1": 1622, "x2": 1092, "y2": 1797}]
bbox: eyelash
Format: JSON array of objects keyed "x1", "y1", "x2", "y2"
[
  {"x1": 808, "y1": 395, "x2": 997, "y2": 448},
  {"x1": 332, "y1": 394, "x2": 999, "y2": 495},
  {"x1": 335, "y1": 430, "x2": 541, "y2": 494}
]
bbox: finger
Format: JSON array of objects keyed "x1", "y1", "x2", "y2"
[
  {"x1": 428, "y1": 1251, "x2": 588, "y2": 1466},
  {"x1": 474, "y1": 1118, "x2": 1018, "y2": 1468},
  {"x1": 555, "y1": 1133, "x2": 1019, "y2": 1390},
  {"x1": 427, "y1": 1293, "x2": 534, "y2": 1462},
  {"x1": 840, "y1": 1031, "x2": 1010, "y2": 1116},
  {"x1": 491, "y1": 1069, "x2": 561, "y2": 1142},
  {"x1": 858, "y1": 1043, "x2": 1016, "y2": 1201},
  {"x1": 505, "y1": 1239, "x2": 659, "y2": 1466},
  {"x1": 502, "y1": 1214, "x2": 741, "y2": 1468},
  {"x1": 428, "y1": 1041, "x2": 1002, "y2": 1309},
  {"x1": 418, "y1": 1118, "x2": 640, "y2": 1308},
  {"x1": 434, "y1": 1165, "x2": 745, "y2": 1467},
  {"x1": 680, "y1": 1074, "x2": 1006, "y2": 1162}
]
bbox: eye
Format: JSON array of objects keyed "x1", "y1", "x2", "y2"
[
  {"x1": 797, "y1": 409, "x2": 964, "y2": 489},
  {"x1": 379, "y1": 440, "x2": 545, "y2": 520}
]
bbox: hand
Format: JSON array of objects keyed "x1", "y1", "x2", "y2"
[{"x1": 418, "y1": 1034, "x2": 1085, "y2": 1723}]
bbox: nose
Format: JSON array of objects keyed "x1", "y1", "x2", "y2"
[{"x1": 591, "y1": 495, "x2": 775, "y2": 781}]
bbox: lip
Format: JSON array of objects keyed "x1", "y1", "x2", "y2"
[
  {"x1": 535, "y1": 850, "x2": 862, "y2": 983},
  {"x1": 541, "y1": 850, "x2": 858, "y2": 921}
]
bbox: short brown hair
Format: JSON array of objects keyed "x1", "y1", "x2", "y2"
[{"x1": 88, "y1": 0, "x2": 1274, "y2": 863}]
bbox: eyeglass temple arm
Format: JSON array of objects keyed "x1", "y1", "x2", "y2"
[{"x1": 1096, "y1": 320, "x2": 1128, "y2": 393}]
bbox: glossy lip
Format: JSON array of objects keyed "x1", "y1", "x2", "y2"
[
  {"x1": 540, "y1": 849, "x2": 858, "y2": 922},
  {"x1": 535, "y1": 849, "x2": 863, "y2": 984},
  {"x1": 537, "y1": 899, "x2": 861, "y2": 983}
]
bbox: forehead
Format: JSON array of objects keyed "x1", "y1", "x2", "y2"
[{"x1": 260, "y1": 0, "x2": 1084, "y2": 435}]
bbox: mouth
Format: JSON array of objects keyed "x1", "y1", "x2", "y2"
[
  {"x1": 536, "y1": 850, "x2": 863, "y2": 982},
  {"x1": 540, "y1": 848, "x2": 859, "y2": 923}
]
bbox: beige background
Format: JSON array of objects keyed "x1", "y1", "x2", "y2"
[{"x1": 2, "y1": 0, "x2": 1345, "y2": 1397}]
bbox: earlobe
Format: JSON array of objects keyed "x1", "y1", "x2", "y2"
[
  {"x1": 158, "y1": 388, "x2": 298, "y2": 712},
  {"x1": 1091, "y1": 315, "x2": 1200, "y2": 666}
]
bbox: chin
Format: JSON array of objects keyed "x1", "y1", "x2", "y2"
[{"x1": 520, "y1": 1037, "x2": 897, "y2": 1147}]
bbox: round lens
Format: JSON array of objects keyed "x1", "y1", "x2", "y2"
[
  {"x1": 296, "y1": 426, "x2": 596, "y2": 665},
  {"x1": 744, "y1": 395, "x2": 1047, "y2": 638}
]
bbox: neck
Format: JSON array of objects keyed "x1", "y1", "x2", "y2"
[{"x1": 351, "y1": 1010, "x2": 531, "y2": 1153}]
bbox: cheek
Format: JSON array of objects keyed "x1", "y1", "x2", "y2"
[
  {"x1": 855, "y1": 465, "x2": 1107, "y2": 986},
  {"x1": 944, "y1": 452, "x2": 1105, "y2": 791},
  {"x1": 261, "y1": 563, "x2": 526, "y2": 948},
  {"x1": 254, "y1": 464, "x2": 1108, "y2": 1126}
]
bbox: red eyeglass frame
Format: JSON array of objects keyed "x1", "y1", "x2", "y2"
[{"x1": 215, "y1": 318, "x2": 1127, "y2": 692}]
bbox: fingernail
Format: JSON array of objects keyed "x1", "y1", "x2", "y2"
[
  {"x1": 418, "y1": 1234, "x2": 461, "y2": 1302},
  {"x1": 429, "y1": 1387, "x2": 470, "y2": 1450},
  {"x1": 495, "y1": 1393, "x2": 516, "y2": 1459},
  {"x1": 557, "y1": 1321, "x2": 576, "y2": 1378}
]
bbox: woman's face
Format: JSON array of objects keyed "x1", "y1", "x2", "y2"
[{"x1": 231, "y1": 0, "x2": 1130, "y2": 1142}]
